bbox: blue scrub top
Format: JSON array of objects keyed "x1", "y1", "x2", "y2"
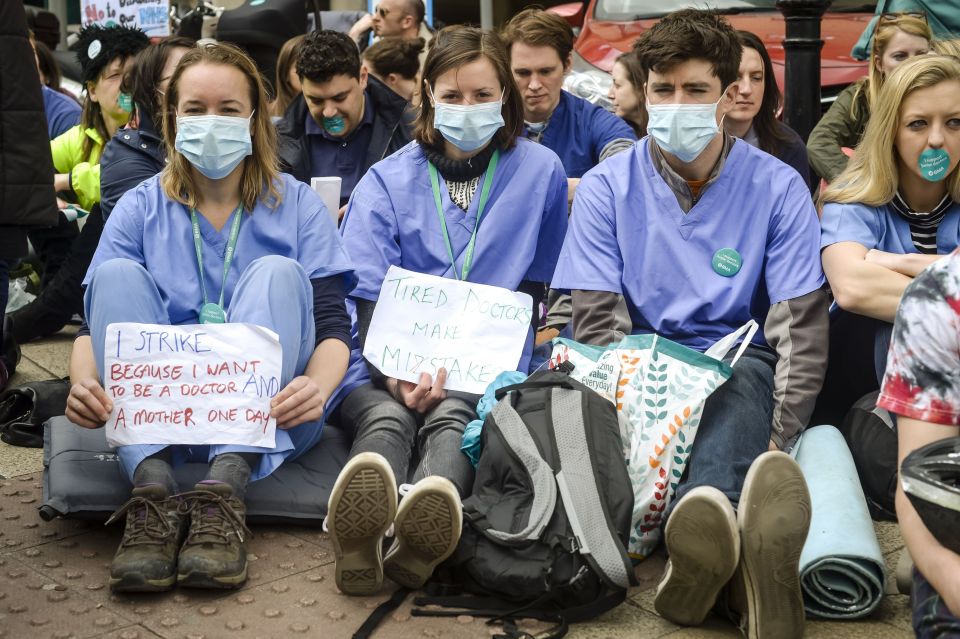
[
  {"x1": 534, "y1": 90, "x2": 637, "y2": 178},
  {"x1": 821, "y1": 200, "x2": 960, "y2": 254},
  {"x1": 552, "y1": 137, "x2": 825, "y2": 352},
  {"x1": 340, "y1": 138, "x2": 569, "y2": 379},
  {"x1": 42, "y1": 85, "x2": 81, "y2": 139}
]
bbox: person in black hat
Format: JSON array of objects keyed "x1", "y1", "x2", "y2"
[{"x1": 7, "y1": 24, "x2": 148, "y2": 350}]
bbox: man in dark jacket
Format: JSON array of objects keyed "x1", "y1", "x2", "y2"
[
  {"x1": 0, "y1": 1, "x2": 58, "y2": 388},
  {"x1": 277, "y1": 29, "x2": 411, "y2": 213}
]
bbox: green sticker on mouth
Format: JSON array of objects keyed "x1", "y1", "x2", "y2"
[
  {"x1": 712, "y1": 248, "x2": 742, "y2": 277},
  {"x1": 919, "y1": 148, "x2": 950, "y2": 182}
]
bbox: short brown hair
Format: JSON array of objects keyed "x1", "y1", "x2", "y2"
[
  {"x1": 632, "y1": 9, "x2": 741, "y2": 91},
  {"x1": 500, "y1": 7, "x2": 574, "y2": 64},
  {"x1": 414, "y1": 26, "x2": 524, "y2": 152},
  {"x1": 160, "y1": 42, "x2": 281, "y2": 211}
]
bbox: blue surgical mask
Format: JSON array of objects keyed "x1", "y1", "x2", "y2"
[
  {"x1": 919, "y1": 148, "x2": 951, "y2": 182},
  {"x1": 175, "y1": 113, "x2": 253, "y2": 180},
  {"x1": 646, "y1": 98, "x2": 723, "y2": 163},
  {"x1": 431, "y1": 87, "x2": 505, "y2": 152}
]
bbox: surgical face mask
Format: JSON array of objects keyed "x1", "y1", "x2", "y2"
[
  {"x1": 919, "y1": 148, "x2": 951, "y2": 182},
  {"x1": 646, "y1": 98, "x2": 723, "y2": 163},
  {"x1": 175, "y1": 113, "x2": 254, "y2": 180},
  {"x1": 431, "y1": 87, "x2": 505, "y2": 152}
]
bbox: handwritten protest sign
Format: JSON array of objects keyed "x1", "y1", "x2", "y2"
[
  {"x1": 103, "y1": 323, "x2": 282, "y2": 448},
  {"x1": 82, "y1": 0, "x2": 171, "y2": 37},
  {"x1": 363, "y1": 266, "x2": 532, "y2": 395}
]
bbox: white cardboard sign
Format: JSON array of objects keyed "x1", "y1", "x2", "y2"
[
  {"x1": 103, "y1": 323, "x2": 282, "y2": 448},
  {"x1": 363, "y1": 266, "x2": 532, "y2": 395},
  {"x1": 82, "y1": 0, "x2": 171, "y2": 37}
]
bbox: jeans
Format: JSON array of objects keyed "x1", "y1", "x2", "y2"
[
  {"x1": 84, "y1": 256, "x2": 322, "y2": 483},
  {"x1": 874, "y1": 322, "x2": 893, "y2": 386},
  {"x1": 913, "y1": 568, "x2": 960, "y2": 638},
  {"x1": 666, "y1": 345, "x2": 777, "y2": 519},
  {"x1": 336, "y1": 382, "x2": 478, "y2": 497}
]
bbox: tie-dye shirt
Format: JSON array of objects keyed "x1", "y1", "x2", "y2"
[{"x1": 878, "y1": 250, "x2": 960, "y2": 425}]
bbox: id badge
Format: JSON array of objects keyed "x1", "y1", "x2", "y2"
[{"x1": 199, "y1": 302, "x2": 227, "y2": 324}]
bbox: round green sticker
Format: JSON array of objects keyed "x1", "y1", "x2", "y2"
[{"x1": 712, "y1": 248, "x2": 742, "y2": 277}]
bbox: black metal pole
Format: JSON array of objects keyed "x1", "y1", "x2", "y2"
[{"x1": 776, "y1": 0, "x2": 831, "y2": 143}]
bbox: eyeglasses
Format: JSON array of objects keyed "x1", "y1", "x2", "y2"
[
  {"x1": 879, "y1": 11, "x2": 927, "y2": 24},
  {"x1": 374, "y1": 5, "x2": 390, "y2": 18}
]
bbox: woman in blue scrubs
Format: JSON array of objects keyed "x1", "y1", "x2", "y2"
[
  {"x1": 327, "y1": 25, "x2": 568, "y2": 597},
  {"x1": 822, "y1": 54, "x2": 960, "y2": 382},
  {"x1": 65, "y1": 43, "x2": 355, "y2": 592}
]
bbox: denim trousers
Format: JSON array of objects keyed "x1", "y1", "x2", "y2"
[
  {"x1": 84, "y1": 256, "x2": 323, "y2": 483},
  {"x1": 666, "y1": 345, "x2": 778, "y2": 519},
  {"x1": 913, "y1": 568, "x2": 960, "y2": 637},
  {"x1": 335, "y1": 382, "x2": 478, "y2": 497}
]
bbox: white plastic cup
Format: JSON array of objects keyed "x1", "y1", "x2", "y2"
[{"x1": 310, "y1": 177, "x2": 343, "y2": 223}]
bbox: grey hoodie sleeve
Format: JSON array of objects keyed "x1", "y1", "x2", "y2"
[
  {"x1": 764, "y1": 288, "x2": 830, "y2": 448},
  {"x1": 571, "y1": 289, "x2": 633, "y2": 347}
]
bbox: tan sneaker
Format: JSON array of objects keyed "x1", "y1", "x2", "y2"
[
  {"x1": 383, "y1": 476, "x2": 462, "y2": 590},
  {"x1": 107, "y1": 484, "x2": 185, "y2": 592},
  {"x1": 176, "y1": 482, "x2": 251, "y2": 589},
  {"x1": 736, "y1": 451, "x2": 811, "y2": 639},
  {"x1": 327, "y1": 453, "x2": 398, "y2": 596},
  {"x1": 654, "y1": 486, "x2": 740, "y2": 626}
]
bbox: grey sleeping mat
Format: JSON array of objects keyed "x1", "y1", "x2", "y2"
[{"x1": 41, "y1": 415, "x2": 350, "y2": 524}]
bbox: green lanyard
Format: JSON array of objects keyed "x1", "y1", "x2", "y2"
[
  {"x1": 428, "y1": 149, "x2": 500, "y2": 282},
  {"x1": 190, "y1": 204, "x2": 243, "y2": 324}
]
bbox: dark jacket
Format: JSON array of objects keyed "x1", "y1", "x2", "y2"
[
  {"x1": 0, "y1": 1, "x2": 58, "y2": 259},
  {"x1": 277, "y1": 74, "x2": 411, "y2": 188},
  {"x1": 99, "y1": 112, "x2": 165, "y2": 220},
  {"x1": 807, "y1": 82, "x2": 869, "y2": 183}
]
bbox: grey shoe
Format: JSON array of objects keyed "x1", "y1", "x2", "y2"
[
  {"x1": 654, "y1": 486, "x2": 740, "y2": 626},
  {"x1": 735, "y1": 451, "x2": 811, "y2": 639},
  {"x1": 176, "y1": 482, "x2": 251, "y2": 589},
  {"x1": 384, "y1": 476, "x2": 462, "y2": 590},
  {"x1": 327, "y1": 453, "x2": 398, "y2": 596},
  {"x1": 107, "y1": 484, "x2": 185, "y2": 592}
]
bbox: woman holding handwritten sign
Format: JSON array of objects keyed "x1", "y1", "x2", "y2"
[
  {"x1": 65, "y1": 43, "x2": 356, "y2": 593},
  {"x1": 329, "y1": 26, "x2": 568, "y2": 596}
]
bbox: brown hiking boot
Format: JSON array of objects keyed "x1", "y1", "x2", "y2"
[
  {"x1": 107, "y1": 484, "x2": 185, "y2": 593},
  {"x1": 176, "y1": 482, "x2": 251, "y2": 589}
]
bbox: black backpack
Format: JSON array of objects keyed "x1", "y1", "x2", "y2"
[
  {"x1": 412, "y1": 369, "x2": 636, "y2": 637},
  {"x1": 837, "y1": 391, "x2": 898, "y2": 521}
]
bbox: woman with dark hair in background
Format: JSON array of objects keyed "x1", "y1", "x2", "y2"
[
  {"x1": 607, "y1": 50, "x2": 646, "y2": 137},
  {"x1": 724, "y1": 30, "x2": 810, "y2": 187},
  {"x1": 270, "y1": 34, "x2": 304, "y2": 119},
  {"x1": 362, "y1": 36, "x2": 425, "y2": 102}
]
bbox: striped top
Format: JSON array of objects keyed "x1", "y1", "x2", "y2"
[{"x1": 888, "y1": 192, "x2": 953, "y2": 254}]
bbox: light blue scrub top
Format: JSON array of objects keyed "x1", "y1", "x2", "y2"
[
  {"x1": 340, "y1": 138, "x2": 569, "y2": 381},
  {"x1": 820, "y1": 200, "x2": 960, "y2": 254},
  {"x1": 84, "y1": 172, "x2": 359, "y2": 412},
  {"x1": 552, "y1": 137, "x2": 825, "y2": 352}
]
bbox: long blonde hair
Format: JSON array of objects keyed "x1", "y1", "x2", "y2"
[
  {"x1": 851, "y1": 14, "x2": 931, "y2": 118},
  {"x1": 933, "y1": 38, "x2": 960, "y2": 58},
  {"x1": 160, "y1": 42, "x2": 281, "y2": 211},
  {"x1": 823, "y1": 55, "x2": 960, "y2": 207}
]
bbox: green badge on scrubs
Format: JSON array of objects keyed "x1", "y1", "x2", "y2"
[
  {"x1": 199, "y1": 302, "x2": 227, "y2": 324},
  {"x1": 712, "y1": 248, "x2": 742, "y2": 277}
]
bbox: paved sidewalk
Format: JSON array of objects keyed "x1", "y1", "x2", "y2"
[{"x1": 0, "y1": 332, "x2": 913, "y2": 638}]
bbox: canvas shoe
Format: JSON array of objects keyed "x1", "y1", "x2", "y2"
[
  {"x1": 107, "y1": 484, "x2": 186, "y2": 592},
  {"x1": 176, "y1": 481, "x2": 251, "y2": 589},
  {"x1": 327, "y1": 452, "x2": 398, "y2": 595},
  {"x1": 734, "y1": 451, "x2": 811, "y2": 639},
  {"x1": 654, "y1": 486, "x2": 740, "y2": 626},
  {"x1": 383, "y1": 476, "x2": 462, "y2": 589}
]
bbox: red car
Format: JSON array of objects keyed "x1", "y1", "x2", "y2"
[{"x1": 551, "y1": 0, "x2": 876, "y2": 110}]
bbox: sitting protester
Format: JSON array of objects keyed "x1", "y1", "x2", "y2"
[
  {"x1": 362, "y1": 36, "x2": 425, "y2": 103},
  {"x1": 724, "y1": 31, "x2": 810, "y2": 188},
  {"x1": 808, "y1": 12, "x2": 930, "y2": 183},
  {"x1": 879, "y1": 250, "x2": 960, "y2": 637},
  {"x1": 270, "y1": 34, "x2": 304, "y2": 120},
  {"x1": 551, "y1": 10, "x2": 828, "y2": 637},
  {"x1": 277, "y1": 29, "x2": 412, "y2": 210},
  {"x1": 821, "y1": 54, "x2": 960, "y2": 384},
  {"x1": 65, "y1": 42, "x2": 355, "y2": 593},
  {"x1": 8, "y1": 24, "x2": 149, "y2": 348},
  {"x1": 329, "y1": 25, "x2": 568, "y2": 597},
  {"x1": 608, "y1": 50, "x2": 646, "y2": 137}
]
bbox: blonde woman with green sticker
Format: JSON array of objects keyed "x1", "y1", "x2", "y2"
[{"x1": 821, "y1": 54, "x2": 960, "y2": 384}]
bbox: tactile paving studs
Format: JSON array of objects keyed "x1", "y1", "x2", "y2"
[
  {"x1": 237, "y1": 594, "x2": 255, "y2": 604},
  {"x1": 299, "y1": 597, "x2": 317, "y2": 607},
  {"x1": 263, "y1": 608, "x2": 282, "y2": 618},
  {"x1": 328, "y1": 610, "x2": 345, "y2": 620},
  {"x1": 289, "y1": 623, "x2": 310, "y2": 633},
  {"x1": 198, "y1": 605, "x2": 218, "y2": 616},
  {"x1": 271, "y1": 583, "x2": 290, "y2": 593},
  {"x1": 225, "y1": 620, "x2": 245, "y2": 631},
  {"x1": 160, "y1": 616, "x2": 180, "y2": 627},
  {"x1": 119, "y1": 630, "x2": 140, "y2": 639}
]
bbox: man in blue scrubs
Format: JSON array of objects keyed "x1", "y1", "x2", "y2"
[
  {"x1": 277, "y1": 30, "x2": 411, "y2": 213},
  {"x1": 552, "y1": 10, "x2": 828, "y2": 638},
  {"x1": 29, "y1": 30, "x2": 80, "y2": 138}
]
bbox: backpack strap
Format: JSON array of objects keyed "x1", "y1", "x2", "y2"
[
  {"x1": 478, "y1": 400, "x2": 558, "y2": 543},
  {"x1": 551, "y1": 388, "x2": 633, "y2": 590}
]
